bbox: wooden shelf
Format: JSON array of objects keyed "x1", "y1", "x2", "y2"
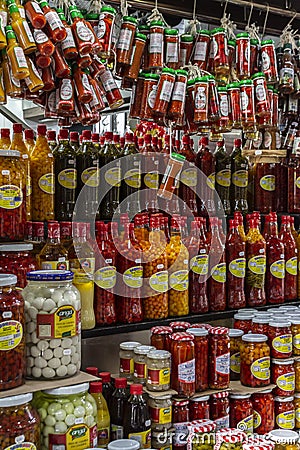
[{"x1": 242, "y1": 149, "x2": 287, "y2": 157}]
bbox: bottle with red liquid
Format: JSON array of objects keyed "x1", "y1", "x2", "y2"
[
  {"x1": 178, "y1": 135, "x2": 197, "y2": 215},
  {"x1": 265, "y1": 213, "x2": 285, "y2": 304},
  {"x1": 195, "y1": 136, "x2": 216, "y2": 216},
  {"x1": 279, "y1": 215, "x2": 298, "y2": 301},
  {"x1": 226, "y1": 219, "x2": 246, "y2": 309},
  {"x1": 245, "y1": 219, "x2": 266, "y2": 307},
  {"x1": 208, "y1": 217, "x2": 226, "y2": 311}
]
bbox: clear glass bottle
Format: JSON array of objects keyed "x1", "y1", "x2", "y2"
[
  {"x1": 90, "y1": 381, "x2": 110, "y2": 448},
  {"x1": 37, "y1": 221, "x2": 69, "y2": 270}
]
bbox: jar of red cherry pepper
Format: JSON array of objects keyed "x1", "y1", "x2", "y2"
[
  {"x1": 0, "y1": 243, "x2": 36, "y2": 288},
  {"x1": 210, "y1": 392, "x2": 230, "y2": 430},
  {"x1": 229, "y1": 328, "x2": 244, "y2": 381},
  {"x1": 268, "y1": 321, "x2": 293, "y2": 359},
  {"x1": 192, "y1": 29, "x2": 210, "y2": 70},
  {"x1": 172, "y1": 397, "x2": 189, "y2": 450},
  {"x1": 187, "y1": 328, "x2": 208, "y2": 391},
  {"x1": 230, "y1": 393, "x2": 254, "y2": 434},
  {"x1": 170, "y1": 332, "x2": 195, "y2": 397},
  {"x1": 252, "y1": 389, "x2": 275, "y2": 435},
  {"x1": 150, "y1": 326, "x2": 172, "y2": 351},
  {"x1": 274, "y1": 396, "x2": 295, "y2": 430},
  {"x1": 208, "y1": 327, "x2": 230, "y2": 390},
  {"x1": 271, "y1": 358, "x2": 295, "y2": 397},
  {"x1": 261, "y1": 40, "x2": 278, "y2": 84},
  {"x1": 189, "y1": 395, "x2": 210, "y2": 421},
  {"x1": 252, "y1": 72, "x2": 271, "y2": 118},
  {"x1": 170, "y1": 321, "x2": 191, "y2": 332},
  {"x1": 236, "y1": 32, "x2": 250, "y2": 80},
  {"x1": 252, "y1": 317, "x2": 270, "y2": 335},
  {"x1": 234, "y1": 313, "x2": 253, "y2": 333},
  {"x1": 240, "y1": 334, "x2": 270, "y2": 388},
  {"x1": 227, "y1": 82, "x2": 241, "y2": 128},
  {"x1": 153, "y1": 68, "x2": 176, "y2": 117}
]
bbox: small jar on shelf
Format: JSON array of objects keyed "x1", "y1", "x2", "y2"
[
  {"x1": 269, "y1": 430, "x2": 300, "y2": 450},
  {"x1": 146, "y1": 350, "x2": 171, "y2": 392},
  {"x1": 208, "y1": 327, "x2": 230, "y2": 390},
  {"x1": 150, "y1": 326, "x2": 172, "y2": 351},
  {"x1": 233, "y1": 313, "x2": 253, "y2": 333},
  {"x1": 187, "y1": 327, "x2": 209, "y2": 391},
  {"x1": 229, "y1": 328, "x2": 244, "y2": 381},
  {"x1": 240, "y1": 334, "x2": 270, "y2": 388},
  {"x1": 210, "y1": 391, "x2": 230, "y2": 430},
  {"x1": 271, "y1": 358, "x2": 295, "y2": 397},
  {"x1": 252, "y1": 316, "x2": 270, "y2": 335},
  {"x1": 189, "y1": 395, "x2": 210, "y2": 421},
  {"x1": 229, "y1": 393, "x2": 253, "y2": 434},
  {"x1": 170, "y1": 332, "x2": 195, "y2": 397},
  {"x1": 251, "y1": 389, "x2": 275, "y2": 435},
  {"x1": 294, "y1": 393, "x2": 300, "y2": 429},
  {"x1": 268, "y1": 321, "x2": 293, "y2": 359},
  {"x1": 274, "y1": 396, "x2": 295, "y2": 430},
  {"x1": 148, "y1": 393, "x2": 172, "y2": 430},
  {"x1": 133, "y1": 345, "x2": 155, "y2": 385},
  {"x1": 119, "y1": 341, "x2": 141, "y2": 380}
]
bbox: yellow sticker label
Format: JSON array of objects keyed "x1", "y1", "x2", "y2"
[
  {"x1": 237, "y1": 414, "x2": 253, "y2": 433},
  {"x1": 293, "y1": 333, "x2": 300, "y2": 350},
  {"x1": 250, "y1": 356, "x2": 270, "y2": 380},
  {"x1": 229, "y1": 258, "x2": 246, "y2": 278},
  {"x1": 0, "y1": 184, "x2": 23, "y2": 209},
  {"x1": 41, "y1": 260, "x2": 69, "y2": 270},
  {"x1": 169, "y1": 269, "x2": 189, "y2": 291},
  {"x1": 180, "y1": 168, "x2": 197, "y2": 187},
  {"x1": 276, "y1": 372, "x2": 295, "y2": 392},
  {"x1": 105, "y1": 167, "x2": 121, "y2": 187},
  {"x1": 149, "y1": 270, "x2": 168, "y2": 293},
  {"x1": 123, "y1": 266, "x2": 143, "y2": 288},
  {"x1": 232, "y1": 170, "x2": 248, "y2": 188},
  {"x1": 58, "y1": 168, "x2": 77, "y2": 189},
  {"x1": 54, "y1": 305, "x2": 77, "y2": 339},
  {"x1": 128, "y1": 429, "x2": 151, "y2": 448},
  {"x1": 144, "y1": 171, "x2": 159, "y2": 189},
  {"x1": 230, "y1": 352, "x2": 241, "y2": 374},
  {"x1": 253, "y1": 410, "x2": 261, "y2": 429},
  {"x1": 296, "y1": 407, "x2": 300, "y2": 422},
  {"x1": 295, "y1": 176, "x2": 300, "y2": 189},
  {"x1": 286, "y1": 256, "x2": 297, "y2": 276},
  {"x1": 216, "y1": 169, "x2": 231, "y2": 187},
  {"x1": 94, "y1": 266, "x2": 116, "y2": 289},
  {"x1": 0, "y1": 320, "x2": 23, "y2": 351},
  {"x1": 270, "y1": 259, "x2": 285, "y2": 279},
  {"x1": 272, "y1": 335, "x2": 293, "y2": 354},
  {"x1": 66, "y1": 424, "x2": 90, "y2": 449},
  {"x1": 206, "y1": 172, "x2": 215, "y2": 189},
  {"x1": 260, "y1": 174, "x2": 275, "y2": 191},
  {"x1": 159, "y1": 407, "x2": 172, "y2": 424},
  {"x1": 124, "y1": 169, "x2": 141, "y2": 188},
  {"x1": 276, "y1": 411, "x2": 295, "y2": 430},
  {"x1": 5, "y1": 444, "x2": 36, "y2": 450},
  {"x1": 26, "y1": 175, "x2": 32, "y2": 197},
  {"x1": 190, "y1": 255, "x2": 209, "y2": 275},
  {"x1": 211, "y1": 262, "x2": 226, "y2": 283},
  {"x1": 38, "y1": 173, "x2": 54, "y2": 194},
  {"x1": 248, "y1": 255, "x2": 266, "y2": 275},
  {"x1": 81, "y1": 167, "x2": 100, "y2": 187}
]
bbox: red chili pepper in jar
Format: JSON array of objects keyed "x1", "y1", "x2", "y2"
[
  {"x1": 116, "y1": 16, "x2": 137, "y2": 66},
  {"x1": 192, "y1": 29, "x2": 210, "y2": 70},
  {"x1": 187, "y1": 328, "x2": 208, "y2": 392},
  {"x1": 211, "y1": 27, "x2": 229, "y2": 82},
  {"x1": 228, "y1": 82, "x2": 241, "y2": 128},
  {"x1": 152, "y1": 68, "x2": 176, "y2": 118},
  {"x1": 271, "y1": 358, "x2": 295, "y2": 397},
  {"x1": 268, "y1": 321, "x2": 292, "y2": 359},
  {"x1": 208, "y1": 217, "x2": 226, "y2": 312},
  {"x1": 252, "y1": 72, "x2": 271, "y2": 119},
  {"x1": 210, "y1": 392, "x2": 230, "y2": 430},
  {"x1": 251, "y1": 389, "x2": 275, "y2": 435},
  {"x1": 239, "y1": 80, "x2": 256, "y2": 132},
  {"x1": 230, "y1": 393, "x2": 253, "y2": 433},
  {"x1": 170, "y1": 332, "x2": 195, "y2": 397},
  {"x1": 226, "y1": 219, "x2": 246, "y2": 310},
  {"x1": 274, "y1": 396, "x2": 295, "y2": 430},
  {"x1": 208, "y1": 327, "x2": 230, "y2": 390},
  {"x1": 261, "y1": 39, "x2": 279, "y2": 84},
  {"x1": 97, "y1": 6, "x2": 116, "y2": 59},
  {"x1": 265, "y1": 213, "x2": 285, "y2": 304},
  {"x1": 279, "y1": 215, "x2": 298, "y2": 301},
  {"x1": 236, "y1": 32, "x2": 250, "y2": 80}
]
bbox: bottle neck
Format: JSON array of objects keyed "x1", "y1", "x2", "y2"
[{"x1": 269, "y1": 221, "x2": 278, "y2": 236}]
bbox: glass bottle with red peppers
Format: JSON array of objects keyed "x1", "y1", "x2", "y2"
[
  {"x1": 211, "y1": 27, "x2": 229, "y2": 83},
  {"x1": 187, "y1": 328, "x2": 208, "y2": 392},
  {"x1": 150, "y1": 326, "x2": 172, "y2": 351},
  {"x1": 210, "y1": 392, "x2": 230, "y2": 430},
  {"x1": 172, "y1": 398, "x2": 189, "y2": 450},
  {"x1": 189, "y1": 395, "x2": 210, "y2": 421},
  {"x1": 215, "y1": 140, "x2": 231, "y2": 215},
  {"x1": 246, "y1": 218, "x2": 266, "y2": 307},
  {"x1": 236, "y1": 32, "x2": 250, "y2": 80},
  {"x1": 265, "y1": 213, "x2": 285, "y2": 304},
  {"x1": 192, "y1": 29, "x2": 210, "y2": 70},
  {"x1": 116, "y1": 223, "x2": 143, "y2": 324},
  {"x1": 230, "y1": 393, "x2": 253, "y2": 433},
  {"x1": 170, "y1": 332, "x2": 195, "y2": 397},
  {"x1": 208, "y1": 326, "x2": 230, "y2": 390},
  {"x1": 226, "y1": 219, "x2": 246, "y2": 309},
  {"x1": 268, "y1": 321, "x2": 293, "y2": 359},
  {"x1": 279, "y1": 215, "x2": 298, "y2": 301},
  {"x1": 252, "y1": 389, "x2": 275, "y2": 435},
  {"x1": 195, "y1": 136, "x2": 216, "y2": 216},
  {"x1": 208, "y1": 217, "x2": 226, "y2": 312},
  {"x1": 187, "y1": 220, "x2": 208, "y2": 314},
  {"x1": 178, "y1": 134, "x2": 197, "y2": 216}
]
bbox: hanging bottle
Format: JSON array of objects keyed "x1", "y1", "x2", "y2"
[
  {"x1": 24, "y1": 1, "x2": 46, "y2": 29},
  {"x1": 226, "y1": 218, "x2": 246, "y2": 309},
  {"x1": 5, "y1": 25, "x2": 29, "y2": 79},
  {"x1": 246, "y1": 219, "x2": 266, "y2": 307},
  {"x1": 56, "y1": 8, "x2": 78, "y2": 61},
  {"x1": 69, "y1": 5, "x2": 93, "y2": 56},
  {"x1": 39, "y1": 0, "x2": 67, "y2": 42},
  {"x1": 8, "y1": 2, "x2": 36, "y2": 54},
  {"x1": 208, "y1": 216, "x2": 226, "y2": 311}
]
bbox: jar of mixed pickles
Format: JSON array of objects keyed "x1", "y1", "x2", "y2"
[
  {"x1": 269, "y1": 429, "x2": 300, "y2": 450},
  {"x1": 119, "y1": 341, "x2": 141, "y2": 380},
  {"x1": 210, "y1": 392, "x2": 230, "y2": 430},
  {"x1": 229, "y1": 328, "x2": 244, "y2": 381},
  {"x1": 271, "y1": 358, "x2": 295, "y2": 397},
  {"x1": 251, "y1": 389, "x2": 275, "y2": 435},
  {"x1": 274, "y1": 396, "x2": 295, "y2": 430},
  {"x1": 189, "y1": 395, "x2": 210, "y2": 421},
  {"x1": 133, "y1": 345, "x2": 155, "y2": 384},
  {"x1": 208, "y1": 327, "x2": 230, "y2": 390},
  {"x1": 240, "y1": 334, "x2": 270, "y2": 388},
  {"x1": 148, "y1": 393, "x2": 172, "y2": 430},
  {"x1": 150, "y1": 326, "x2": 172, "y2": 351},
  {"x1": 234, "y1": 313, "x2": 253, "y2": 333},
  {"x1": 146, "y1": 349, "x2": 171, "y2": 391},
  {"x1": 170, "y1": 332, "x2": 195, "y2": 397},
  {"x1": 229, "y1": 394, "x2": 253, "y2": 434},
  {"x1": 268, "y1": 321, "x2": 293, "y2": 359}
]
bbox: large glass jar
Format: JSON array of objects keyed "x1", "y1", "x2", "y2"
[
  {"x1": 208, "y1": 327, "x2": 230, "y2": 390},
  {"x1": 0, "y1": 393, "x2": 40, "y2": 449},
  {"x1": 271, "y1": 358, "x2": 295, "y2": 397},
  {"x1": 0, "y1": 150, "x2": 26, "y2": 241},
  {"x1": 230, "y1": 394, "x2": 253, "y2": 433},
  {"x1": 252, "y1": 317, "x2": 270, "y2": 335},
  {"x1": 269, "y1": 430, "x2": 300, "y2": 450},
  {"x1": 187, "y1": 328, "x2": 208, "y2": 391},
  {"x1": 240, "y1": 334, "x2": 270, "y2": 387},
  {"x1": 268, "y1": 321, "x2": 293, "y2": 359},
  {"x1": 170, "y1": 332, "x2": 195, "y2": 397},
  {"x1": 150, "y1": 326, "x2": 172, "y2": 351},
  {"x1": 133, "y1": 344, "x2": 155, "y2": 385},
  {"x1": 229, "y1": 328, "x2": 244, "y2": 381},
  {"x1": 146, "y1": 350, "x2": 171, "y2": 392},
  {"x1": 119, "y1": 341, "x2": 141, "y2": 380},
  {"x1": 148, "y1": 393, "x2": 172, "y2": 430},
  {"x1": 22, "y1": 270, "x2": 81, "y2": 380},
  {"x1": 210, "y1": 392, "x2": 230, "y2": 430},
  {"x1": 0, "y1": 274, "x2": 25, "y2": 390},
  {"x1": 189, "y1": 395, "x2": 210, "y2": 421},
  {"x1": 274, "y1": 396, "x2": 295, "y2": 430},
  {"x1": 170, "y1": 321, "x2": 191, "y2": 332},
  {"x1": 0, "y1": 243, "x2": 37, "y2": 288},
  {"x1": 251, "y1": 389, "x2": 275, "y2": 435},
  {"x1": 33, "y1": 383, "x2": 97, "y2": 449}
]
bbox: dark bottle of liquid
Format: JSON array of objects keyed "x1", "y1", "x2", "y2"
[
  {"x1": 123, "y1": 384, "x2": 151, "y2": 448},
  {"x1": 101, "y1": 131, "x2": 121, "y2": 220},
  {"x1": 99, "y1": 371, "x2": 114, "y2": 406},
  {"x1": 230, "y1": 138, "x2": 249, "y2": 213},
  {"x1": 215, "y1": 139, "x2": 231, "y2": 215},
  {"x1": 110, "y1": 377, "x2": 128, "y2": 440},
  {"x1": 120, "y1": 132, "x2": 141, "y2": 213}
]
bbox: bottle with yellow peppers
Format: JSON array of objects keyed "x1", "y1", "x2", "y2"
[
  {"x1": 166, "y1": 217, "x2": 189, "y2": 316},
  {"x1": 143, "y1": 215, "x2": 168, "y2": 319},
  {"x1": 30, "y1": 124, "x2": 54, "y2": 221},
  {"x1": 246, "y1": 218, "x2": 266, "y2": 307}
]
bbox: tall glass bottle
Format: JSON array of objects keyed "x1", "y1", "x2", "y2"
[
  {"x1": 246, "y1": 219, "x2": 266, "y2": 307},
  {"x1": 288, "y1": 132, "x2": 300, "y2": 213},
  {"x1": 24, "y1": 128, "x2": 35, "y2": 155},
  {"x1": 208, "y1": 216, "x2": 226, "y2": 311},
  {"x1": 37, "y1": 221, "x2": 69, "y2": 270},
  {"x1": 123, "y1": 384, "x2": 151, "y2": 448},
  {"x1": 0, "y1": 128, "x2": 10, "y2": 149},
  {"x1": 47, "y1": 129, "x2": 57, "y2": 152},
  {"x1": 265, "y1": 213, "x2": 285, "y2": 304},
  {"x1": 141, "y1": 134, "x2": 159, "y2": 213},
  {"x1": 90, "y1": 381, "x2": 110, "y2": 448},
  {"x1": 110, "y1": 377, "x2": 128, "y2": 440},
  {"x1": 120, "y1": 132, "x2": 141, "y2": 213},
  {"x1": 195, "y1": 136, "x2": 215, "y2": 216},
  {"x1": 215, "y1": 139, "x2": 231, "y2": 215},
  {"x1": 226, "y1": 218, "x2": 246, "y2": 309},
  {"x1": 279, "y1": 215, "x2": 298, "y2": 301},
  {"x1": 70, "y1": 131, "x2": 80, "y2": 154},
  {"x1": 230, "y1": 138, "x2": 249, "y2": 213},
  {"x1": 179, "y1": 134, "x2": 197, "y2": 215}
]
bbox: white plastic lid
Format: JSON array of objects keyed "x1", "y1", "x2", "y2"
[
  {"x1": 187, "y1": 328, "x2": 209, "y2": 337},
  {"x1": 269, "y1": 320, "x2": 291, "y2": 327},
  {"x1": 228, "y1": 329, "x2": 244, "y2": 338},
  {"x1": 147, "y1": 350, "x2": 170, "y2": 360},
  {"x1": 120, "y1": 342, "x2": 141, "y2": 351},
  {"x1": 108, "y1": 440, "x2": 140, "y2": 450},
  {"x1": 274, "y1": 396, "x2": 294, "y2": 402},
  {"x1": 44, "y1": 382, "x2": 89, "y2": 396},
  {"x1": 268, "y1": 429, "x2": 299, "y2": 443},
  {"x1": 267, "y1": 308, "x2": 281, "y2": 313},
  {"x1": 242, "y1": 333, "x2": 267, "y2": 343},
  {"x1": 0, "y1": 243, "x2": 33, "y2": 251},
  {"x1": 279, "y1": 305, "x2": 299, "y2": 311},
  {"x1": 230, "y1": 393, "x2": 251, "y2": 399},
  {"x1": 134, "y1": 345, "x2": 155, "y2": 355},
  {"x1": 272, "y1": 358, "x2": 294, "y2": 365},
  {"x1": 252, "y1": 317, "x2": 269, "y2": 324},
  {"x1": 234, "y1": 313, "x2": 253, "y2": 320},
  {"x1": 254, "y1": 311, "x2": 271, "y2": 317},
  {"x1": 238, "y1": 308, "x2": 257, "y2": 313},
  {"x1": 0, "y1": 149, "x2": 20, "y2": 157},
  {"x1": 290, "y1": 318, "x2": 300, "y2": 325},
  {"x1": 191, "y1": 395, "x2": 210, "y2": 402},
  {"x1": 0, "y1": 274, "x2": 17, "y2": 286},
  {"x1": 0, "y1": 393, "x2": 33, "y2": 407}
]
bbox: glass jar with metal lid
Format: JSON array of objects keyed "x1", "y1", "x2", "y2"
[
  {"x1": 0, "y1": 393, "x2": 40, "y2": 449},
  {"x1": 229, "y1": 328, "x2": 244, "y2": 381},
  {"x1": 290, "y1": 318, "x2": 300, "y2": 356},
  {"x1": 133, "y1": 344, "x2": 155, "y2": 384},
  {"x1": 0, "y1": 242, "x2": 37, "y2": 288},
  {"x1": 148, "y1": 393, "x2": 172, "y2": 430},
  {"x1": 274, "y1": 396, "x2": 295, "y2": 430},
  {"x1": 146, "y1": 349, "x2": 171, "y2": 391},
  {"x1": 268, "y1": 321, "x2": 292, "y2": 359},
  {"x1": 271, "y1": 358, "x2": 295, "y2": 397},
  {"x1": 234, "y1": 313, "x2": 253, "y2": 333},
  {"x1": 269, "y1": 429, "x2": 300, "y2": 450},
  {"x1": 119, "y1": 341, "x2": 141, "y2": 380},
  {"x1": 240, "y1": 334, "x2": 270, "y2": 387}
]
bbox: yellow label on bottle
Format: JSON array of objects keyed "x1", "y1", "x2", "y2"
[
  {"x1": 81, "y1": 167, "x2": 99, "y2": 187},
  {"x1": 128, "y1": 429, "x2": 151, "y2": 448},
  {"x1": 276, "y1": 372, "x2": 295, "y2": 392},
  {"x1": 41, "y1": 260, "x2": 69, "y2": 270},
  {"x1": 276, "y1": 411, "x2": 295, "y2": 429},
  {"x1": 125, "y1": 169, "x2": 141, "y2": 188},
  {"x1": 253, "y1": 410, "x2": 261, "y2": 429},
  {"x1": 5, "y1": 444, "x2": 36, "y2": 450},
  {"x1": 293, "y1": 333, "x2": 300, "y2": 350},
  {"x1": 230, "y1": 352, "x2": 241, "y2": 374},
  {"x1": 270, "y1": 259, "x2": 285, "y2": 279},
  {"x1": 286, "y1": 256, "x2": 297, "y2": 276},
  {"x1": 260, "y1": 174, "x2": 275, "y2": 191},
  {"x1": 65, "y1": 424, "x2": 90, "y2": 448},
  {"x1": 232, "y1": 170, "x2": 248, "y2": 187},
  {"x1": 144, "y1": 171, "x2": 159, "y2": 189},
  {"x1": 180, "y1": 168, "x2": 197, "y2": 187},
  {"x1": 250, "y1": 356, "x2": 270, "y2": 380},
  {"x1": 149, "y1": 270, "x2": 168, "y2": 293},
  {"x1": 237, "y1": 414, "x2": 253, "y2": 433},
  {"x1": 272, "y1": 335, "x2": 293, "y2": 354},
  {"x1": 190, "y1": 255, "x2": 209, "y2": 275},
  {"x1": 248, "y1": 255, "x2": 266, "y2": 275},
  {"x1": 169, "y1": 269, "x2": 189, "y2": 291},
  {"x1": 0, "y1": 184, "x2": 23, "y2": 209},
  {"x1": 229, "y1": 258, "x2": 246, "y2": 278},
  {"x1": 58, "y1": 168, "x2": 77, "y2": 189},
  {"x1": 123, "y1": 266, "x2": 143, "y2": 288},
  {"x1": 26, "y1": 175, "x2": 32, "y2": 197},
  {"x1": 296, "y1": 407, "x2": 300, "y2": 422},
  {"x1": 211, "y1": 262, "x2": 226, "y2": 283},
  {"x1": 216, "y1": 169, "x2": 231, "y2": 187},
  {"x1": 0, "y1": 320, "x2": 23, "y2": 351},
  {"x1": 295, "y1": 176, "x2": 300, "y2": 189},
  {"x1": 54, "y1": 305, "x2": 77, "y2": 339},
  {"x1": 206, "y1": 172, "x2": 215, "y2": 189},
  {"x1": 38, "y1": 173, "x2": 54, "y2": 194},
  {"x1": 94, "y1": 266, "x2": 116, "y2": 289},
  {"x1": 105, "y1": 167, "x2": 121, "y2": 187}
]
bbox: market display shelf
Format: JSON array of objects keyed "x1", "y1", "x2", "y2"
[
  {"x1": 0, "y1": 371, "x2": 99, "y2": 399},
  {"x1": 241, "y1": 149, "x2": 287, "y2": 157},
  {"x1": 82, "y1": 300, "x2": 300, "y2": 339}
]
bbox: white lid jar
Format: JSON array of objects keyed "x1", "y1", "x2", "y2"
[{"x1": 108, "y1": 439, "x2": 140, "y2": 449}]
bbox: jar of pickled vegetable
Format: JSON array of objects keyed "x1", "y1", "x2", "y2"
[
  {"x1": 211, "y1": 27, "x2": 229, "y2": 79},
  {"x1": 116, "y1": 16, "x2": 137, "y2": 66},
  {"x1": 210, "y1": 392, "x2": 230, "y2": 430},
  {"x1": 236, "y1": 32, "x2": 250, "y2": 80},
  {"x1": 0, "y1": 243, "x2": 36, "y2": 288},
  {"x1": 170, "y1": 321, "x2": 191, "y2": 332},
  {"x1": 189, "y1": 395, "x2": 210, "y2": 421},
  {"x1": 272, "y1": 358, "x2": 295, "y2": 397},
  {"x1": 230, "y1": 394, "x2": 253, "y2": 433},
  {"x1": 187, "y1": 328, "x2": 208, "y2": 391},
  {"x1": 172, "y1": 397, "x2": 189, "y2": 449},
  {"x1": 295, "y1": 358, "x2": 300, "y2": 391},
  {"x1": 0, "y1": 150, "x2": 26, "y2": 241},
  {"x1": 252, "y1": 317, "x2": 270, "y2": 335},
  {"x1": 153, "y1": 68, "x2": 176, "y2": 117},
  {"x1": 119, "y1": 341, "x2": 141, "y2": 380},
  {"x1": 0, "y1": 393, "x2": 40, "y2": 449},
  {"x1": 291, "y1": 319, "x2": 300, "y2": 356},
  {"x1": 294, "y1": 393, "x2": 300, "y2": 429},
  {"x1": 170, "y1": 332, "x2": 195, "y2": 397},
  {"x1": 252, "y1": 389, "x2": 275, "y2": 435},
  {"x1": 0, "y1": 274, "x2": 25, "y2": 391},
  {"x1": 240, "y1": 334, "x2": 270, "y2": 388},
  {"x1": 252, "y1": 73, "x2": 271, "y2": 118},
  {"x1": 133, "y1": 344, "x2": 155, "y2": 385},
  {"x1": 179, "y1": 34, "x2": 194, "y2": 66},
  {"x1": 274, "y1": 396, "x2": 295, "y2": 430},
  {"x1": 229, "y1": 328, "x2": 244, "y2": 381},
  {"x1": 139, "y1": 73, "x2": 159, "y2": 121},
  {"x1": 150, "y1": 326, "x2": 172, "y2": 351},
  {"x1": 217, "y1": 428, "x2": 247, "y2": 450},
  {"x1": 234, "y1": 313, "x2": 253, "y2": 333},
  {"x1": 269, "y1": 429, "x2": 300, "y2": 450},
  {"x1": 268, "y1": 321, "x2": 293, "y2": 359},
  {"x1": 165, "y1": 28, "x2": 179, "y2": 69},
  {"x1": 146, "y1": 350, "x2": 171, "y2": 392},
  {"x1": 228, "y1": 83, "x2": 241, "y2": 128},
  {"x1": 149, "y1": 20, "x2": 164, "y2": 69},
  {"x1": 208, "y1": 327, "x2": 230, "y2": 390},
  {"x1": 148, "y1": 393, "x2": 172, "y2": 431},
  {"x1": 194, "y1": 76, "x2": 209, "y2": 124},
  {"x1": 193, "y1": 29, "x2": 210, "y2": 70}
]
